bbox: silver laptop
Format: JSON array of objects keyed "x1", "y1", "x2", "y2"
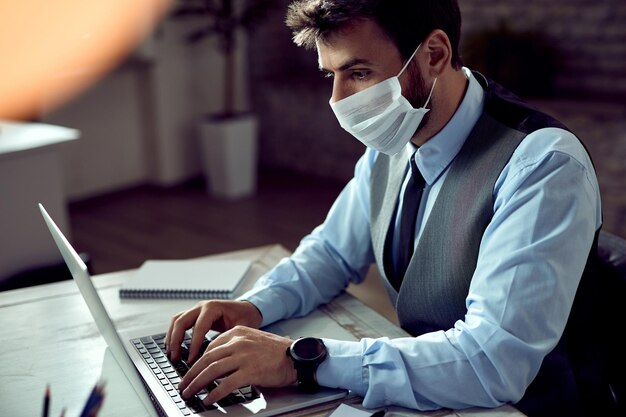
[{"x1": 39, "y1": 203, "x2": 353, "y2": 416}]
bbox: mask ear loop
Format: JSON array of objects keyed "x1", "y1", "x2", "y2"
[
  {"x1": 397, "y1": 43, "x2": 437, "y2": 109},
  {"x1": 397, "y1": 43, "x2": 421, "y2": 77},
  {"x1": 423, "y1": 77, "x2": 437, "y2": 109}
]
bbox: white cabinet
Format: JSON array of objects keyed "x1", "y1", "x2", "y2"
[{"x1": 0, "y1": 121, "x2": 79, "y2": 282}]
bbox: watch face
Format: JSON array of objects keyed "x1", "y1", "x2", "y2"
[{"x1": 292, "y1": 337, "x2": 325, "y2": 361}]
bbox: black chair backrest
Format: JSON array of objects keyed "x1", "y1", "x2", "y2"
[{"x1": 596, "y1": 231, "x2": 626, "y2": 414}]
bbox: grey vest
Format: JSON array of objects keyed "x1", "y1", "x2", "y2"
[
  {"x1": 372, "y1": 108, "x2": 527, "y2": 335},
  {"x1": 369, "y1": 73, "x2": 605, "y2": 416},
  {"x1": 370, "y1": 73, "x2": 546, "y2": 335}
]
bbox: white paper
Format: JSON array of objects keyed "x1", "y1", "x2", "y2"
[{"x1": 328, "y1": 403, "x2": 380, "y2": 417}]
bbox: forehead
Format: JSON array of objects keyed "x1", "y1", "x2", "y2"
[{"x1": 316, "y1": 19, "x2": 400, "y2": 69}]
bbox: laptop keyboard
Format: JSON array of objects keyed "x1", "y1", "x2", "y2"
[{"x1": 132, "y1": 333, "x2": 260, "y2": 416}]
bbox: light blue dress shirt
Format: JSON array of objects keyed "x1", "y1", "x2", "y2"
[{"x1": 239, "y1": 69, "x2": 602, "y2": 410}]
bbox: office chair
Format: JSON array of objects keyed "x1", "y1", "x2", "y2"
[{"x1": 596, "y1": 230, "x2": 626, "y2": 413}]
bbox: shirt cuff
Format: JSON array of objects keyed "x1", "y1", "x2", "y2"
[
  {"x1": 237, "y1": 286, "x2": 290, "y2": 327},
  {"x1": 316, "y1": 338, "x2": 366, "y2": 396}
]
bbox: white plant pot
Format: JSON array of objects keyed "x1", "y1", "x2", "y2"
[{"x1": 198, "y1": 114, "x2": 258, "y2": 199}]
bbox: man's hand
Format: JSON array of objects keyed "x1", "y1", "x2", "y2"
[
  {"x1": 178, "y1": 326, "x2": 297, "y2": 406},
  {"x1": 165, "y1": 299, "x2": 263, "y2": 364}
]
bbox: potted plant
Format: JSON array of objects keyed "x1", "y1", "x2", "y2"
[{"x1": 171, "y1": 0, "x2": 277, "y2": 199}]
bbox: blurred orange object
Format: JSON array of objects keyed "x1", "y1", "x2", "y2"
[{"x1": 0, "y1": 0, "x2": 171, "y2": 120}]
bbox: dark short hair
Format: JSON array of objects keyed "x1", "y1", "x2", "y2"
[{"x1": 286, "y1": 0, "x2": 463, "y2": 69}]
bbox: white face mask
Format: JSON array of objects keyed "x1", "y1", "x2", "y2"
[{"x1": 330, "y1": 44, "x2": 437, "y2": 155}]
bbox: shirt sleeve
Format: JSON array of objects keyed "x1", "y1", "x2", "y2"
[
  {"x1": 238, "y1": 148, "x2": 377, "y2": 326},
  {"x1": 316, "y1": 128, "x2": 602, "y2": 410}
]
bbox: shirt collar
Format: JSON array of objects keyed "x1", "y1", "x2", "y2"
[{"x1": 411, "y1": 68, "x2": 485, "y2": 185}]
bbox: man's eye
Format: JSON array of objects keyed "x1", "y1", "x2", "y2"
[{"x1": 351, "y1": 71, "x2": 370, "y2": 81}]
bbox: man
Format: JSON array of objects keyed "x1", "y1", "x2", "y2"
[{"x1": 166, "y1": 1, "x2": 608, "y2": 415}]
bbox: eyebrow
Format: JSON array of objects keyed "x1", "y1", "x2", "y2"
[{"x1": 319, "y1": 58, "x2": 374, "y2": 73}]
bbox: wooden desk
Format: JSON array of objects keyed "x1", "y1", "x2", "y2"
[{"x1": 0, "y1": 245, "x2": 525, "y2": 417}]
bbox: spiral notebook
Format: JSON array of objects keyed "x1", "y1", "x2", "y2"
[{"x1": 119, "y1": 258, "x2": 251, "y2": 299}]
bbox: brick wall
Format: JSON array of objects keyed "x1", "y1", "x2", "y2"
[
  {"x1": 249, "y1": 0, "x2": 626, "y2": 181},
  {"x1": 460, "y1": 0, "x2": 626, "y2": 98}
]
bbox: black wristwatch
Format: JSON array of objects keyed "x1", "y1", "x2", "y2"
[{"x1": 286, "y1": 337, "x2": 328, "y2": 393}]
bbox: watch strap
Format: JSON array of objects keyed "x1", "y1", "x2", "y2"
[
  {"x1": 285, "y1": 340, "x2": 326, "y2": 393},
  {"x1": 295, "y1": 361, "x2": 320, "y2": 393}
]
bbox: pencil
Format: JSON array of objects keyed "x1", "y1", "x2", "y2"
[
  {"x1": 42, "y1": 385, "x2": 50, "y2": 417},
  {"x1": 86, "y1": 396, "x2": 104, "y2": 417},
  {"x1": 90, "y1": 385, "x2": 105, "y2": 417},
  {"x1": 79, "y1": 383, "x2": 105, "y2": 417}
]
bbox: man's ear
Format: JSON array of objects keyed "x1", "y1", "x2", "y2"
[{"x1": 422, "y1": 29, "x2": 452, "y2": 77}]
